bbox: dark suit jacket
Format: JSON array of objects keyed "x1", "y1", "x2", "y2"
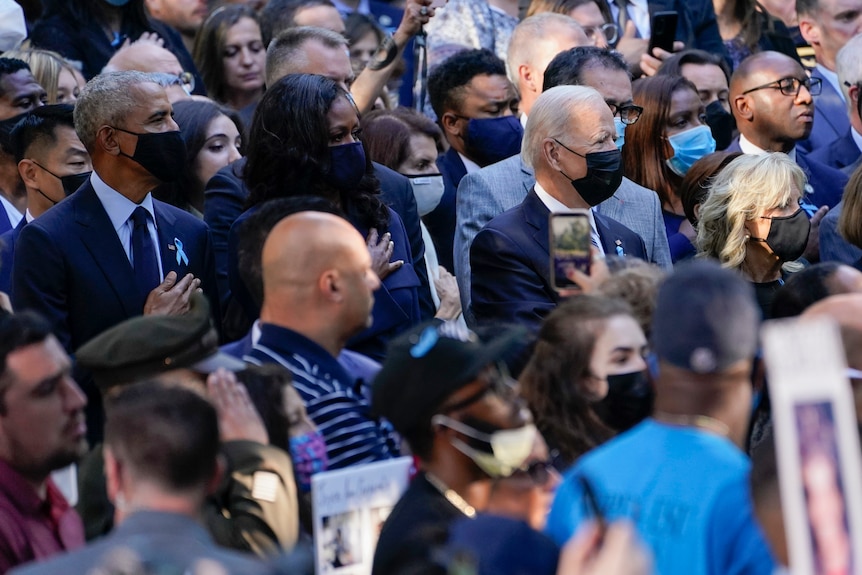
[
  {"x1": 470, "y1": 189, "x2": 647, "y2": 331},
  {"x1": 428, "y1": 148, "x2": 468, "y2": 272},
  {"x1": 0, "y1": 218, "x2": 23, "y2": 294},
  {"x1": 649, "y1": 0, "x2": 726, "y2": 59},
  {"x1": 11, "y1": 182, "x2": 219, "y2": 440},
  {"x1": 799, "y1": 68, "x2": 848, "y2": 153},
  {"x1": 726, "y1": 139, "x2": 847, "y2": 208},
  {"x1": 203, "y1": 159, "x2": 434, "y2": 322},
  {"x1": 809, "y1": 128, "x2": 861, "y2": 173},
  {"x1": 0, "y1": 207, "x2": 12, "y2": 236}
]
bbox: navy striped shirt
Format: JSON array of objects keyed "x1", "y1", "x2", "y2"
[{"x1": 244, "y1": 323, "x2": 399, "y2": 470}]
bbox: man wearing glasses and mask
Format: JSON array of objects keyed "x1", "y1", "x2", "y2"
[
  {"x1": 371, "y1": 321, "x2": 543, "y2": 574},
  {"x1": 728, "y1": 50, "x2": 848, "y2": 212}
]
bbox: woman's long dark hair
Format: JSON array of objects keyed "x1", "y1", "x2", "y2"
[
  {"x1": 243, "y1": 73, "x2": 389, "y2": 231},
  {"x1": 519, "y1": 295, "x2": 633, "y2": 467},
  {"x1": 153, "y1": 100, "x2": 243, "y2": 213}
]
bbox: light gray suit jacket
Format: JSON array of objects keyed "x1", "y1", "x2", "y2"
[{"x1": 454, "y1": 154, "x2": 672, "y2": 320}]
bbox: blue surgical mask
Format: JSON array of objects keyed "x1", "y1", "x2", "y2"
[
  {"x1": 322, "y1": 141, "x2": 367, "y2": 191},
  {"x1": 463, "y1": 116, "x2": 524, "y2": 167},
  {"x1": 665, "y1": 125, "x2": 716, "y2": 177},
  {"x1": 614, "y1": 117, "x2": 626, "y2": 150}
]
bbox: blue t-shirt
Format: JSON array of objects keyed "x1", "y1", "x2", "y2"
[{"x1": 545, "y1": 419, "x2": 775, "y2": 575}]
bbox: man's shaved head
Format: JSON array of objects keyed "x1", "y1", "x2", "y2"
[
  {"x1": 260, "y1": 211, "x2": 379, "y2": 346},
  {"x1": 103, "y1": 42, "x2": 184, "y2": 76}
]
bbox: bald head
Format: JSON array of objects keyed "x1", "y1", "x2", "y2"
[
  {"x1": 104, "y1": 42, "x2": 184, "y2": 76},
  {"x1": 730, "y1": 52, "x2": 793, "y2": 96},
  {"x1": 803, "y1": 294, "x2": 862, "y2": 370}
]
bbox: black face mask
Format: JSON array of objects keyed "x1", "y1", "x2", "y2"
[
  {"x1": 750, "y1": 208, "x2": 810, "y2": 262},
  {"x1": 592, "y1": 370, "x2": 654, "y2": 432},
  {"x1": 555, "y1": 140, "x2": 624, "y2": 207},
  {"x1": 704, "y1": 100, "x2": 735, "y2": 151},
  {"x1": 114, "y1": 127, "x2": 187, "y2": 183},
  {"x1": 31, "y1": 161, "x2": 90, "y2": 205}
]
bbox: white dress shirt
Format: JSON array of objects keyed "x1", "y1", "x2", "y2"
[
  {"x1": 0, "y1": 195, "x2": 21, "y2": 229},
  {"x1": 608, "y1": 0, "x2": 650, "y2": 37},
  {"x1": 458, "y1": 152, "x2": 482, "y2": 175},
  {"x1": 534, "y1": 182, "x2": 604, "y2": 257},
  {"x1": 90, "y1": 171, "x2": 164, "y2": 280},
  {"x1": 738, "y1": 134, "x2": 798, "y2": 162},
  {"x1": 852, "y1": 127, "x2": 862, "y2": 155}
]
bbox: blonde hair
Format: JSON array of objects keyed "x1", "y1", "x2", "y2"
[
  {"x1": 696, "y1": 153, "x2": 806, "y2": 269},
  {"x1": 839, "y1": 164, "x2": 862, "y2": 248},
  {"x1": 1, "y1": 49, "x2": 77, "y2": 105}
]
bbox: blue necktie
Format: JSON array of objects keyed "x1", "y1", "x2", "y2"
[{"x1": 130, "y1": 206, "x2": 159, "y2": 298}]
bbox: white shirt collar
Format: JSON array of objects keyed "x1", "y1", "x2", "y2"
[
  {"x1": 534, "y1": 181, "x2": 600, "y2": 232},
  {"x1": 738, "y1": 134, "x2": 797, "y2": 162},
  {"x1": 90, "y1": 171, "x2": 157, "y2": 233},
  {"x1": 852, "y1": 127, "x2": 862, "y2": 155},
  {"x1": 24, "y1": 209, "x2": 34, "y2": 223},
  {"x1": 817, "y1": 63, "x2": 845, "y2": 102},
  {"x1": 0, "y1": 195, "x2": 22, "y2": 228},
  {"x1": 520, "y1": 113, "x2": 528, "y2": 129},
  {"x1": 458, "y1": 152, "x2": 482, "y2": 175}
]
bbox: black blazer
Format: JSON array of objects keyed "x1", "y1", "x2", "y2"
[{"x1": 470, "y1": 188, "x2": 647, "y2": 331}]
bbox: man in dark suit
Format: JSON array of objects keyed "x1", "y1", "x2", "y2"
[
  {"x1": 205, "y1": 26, "x2": 434, "y2": 324},
  {"x1": 11, "y1": 71, "x2": 219, "y2": 441},
  {"x1": 728, "y1": 51, "x2": 847, "y2": 210},
  {"x1": 470, "y1": 85, "x2": 647, "y2": 331},
  {"x1": 797, "y1": 0, "x2": 862, "y2": 153},
  {"x1": 428, "y1": 49, "x2": 521, "y2": 272},
  {"x1": 0, "y1": 104, "x2": 91, "y2": 294}
]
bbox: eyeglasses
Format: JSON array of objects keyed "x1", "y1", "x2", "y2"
[
  {"x1": 759, "y1": 199, "x2": 803, "y2": 220},
  {"x1": 741, "y1": 76, "x2": 822, "y2": 97},
  {"x1": 437, "y1": 363, "x2": 519, "y2": 413},
  {"x1": 607, "y1": 102, "x2": 643, "y2": 125},
  {"x1": 582, "y1": 23, "x2": 619, "y2": 46}
]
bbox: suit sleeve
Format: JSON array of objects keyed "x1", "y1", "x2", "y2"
[
  {"x1": 205, "y1": 440, "x2": 300, "y2": 556},
  {"x1": 819, "y1": 207, "x2": 862, "y2": 264},
  {"x1": 644, "y1": 193, "x2": 673, "y2": 270},
  {"x1": 455, "y1": 170, "x2": 503, "y2": 324},
  {"x1": 470, "y1": 226, "x2": 552, "y2": 332},
  {"x1": 11, "y1": 223, "x2": 72, "y2": 351},
  {"x1": 203, "y1": 165, "x2": 246, "y2": 309},
  {"x1": 201, "y1": 228, "x2": 223, "y2": 335}
]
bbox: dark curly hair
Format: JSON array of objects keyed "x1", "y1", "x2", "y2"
[
  {"x1": 428, "y1": 48, "x2": 507, "y2": 119},
  {"x1": 519, "y1": 295, "x2": 633, "y2": 466},
  {"x1": 242, "y1": 73, "x2": 388, "y2": 231}
]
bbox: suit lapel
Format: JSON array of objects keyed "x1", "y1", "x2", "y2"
[
  {"x1": 595, "y1": 212, "x2": 625, "y2": 256},
  {"x1": 74, "y1": 184, "x2": 141, "y2": 317},
  {"x1": 154, "y1": 201, "x2": 184, "y2": 277},
  {"x1": 522, "y1": 188, "x2": 551, "y2": 257}
]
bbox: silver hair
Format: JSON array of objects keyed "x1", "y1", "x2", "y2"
[
  {"x1": 74, "y1": 71, "x2": 162, "y2": 152},
  {"x1": 506, "y1": 13, "x2": 584, "y2": 87},
  {"x1": 837, "y1": 33, "x2": 862, "y2": 106},
  {"x1": 521, "y1": 84, "x2": 605, "y2": 169}
]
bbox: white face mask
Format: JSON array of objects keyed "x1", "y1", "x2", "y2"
[
  {"x1": 432, "y1": 414, "x2": 537, "y2": 477},
  {"x1": 408, "y1": 174, "x2": 446, "y2": 216}
]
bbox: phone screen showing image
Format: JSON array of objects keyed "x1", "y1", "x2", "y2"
[{"x1": 550, "y1": 212, "x2": 591, "y2": 291}]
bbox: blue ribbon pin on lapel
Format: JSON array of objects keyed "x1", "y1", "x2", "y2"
[
  {"x1": 615, "y1": 239, "x2": 625, "y2": 257},
  {"x1": 174, "y1": 237, "x2": 189, "y2": 265}
]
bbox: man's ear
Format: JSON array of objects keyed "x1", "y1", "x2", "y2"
[
  {"x1": 104, "y1": 447, "x2": 122, "y2": 503},
  {"x1": 97, "y1": 125, "x2": 122, "y2": 156},
  {"x1": 440, "y1": 112, "x2": 463, "y2": 139},
  {"x1": 17, "y1": 159, "x2": 39, "y2": 188},
  {"x1": 518, "y1": 64, "x2": 537, "y2": 95},
  {"x1": 318, "y1": 269, "x2": 344, "y2": 303},
  {"x1": 798, "y1": 17, "x2": 820, "y2": 47},
  {"x1": 542, "y1": 138, "x2": 561, "y2": 171},
  {"x1": 732, "y1": 94, "x2": 754, "y2": 123}
]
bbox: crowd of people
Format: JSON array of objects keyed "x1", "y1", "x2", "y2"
[{"x1": 0, "y1": 0, "x2": 861, "y2": 572}]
